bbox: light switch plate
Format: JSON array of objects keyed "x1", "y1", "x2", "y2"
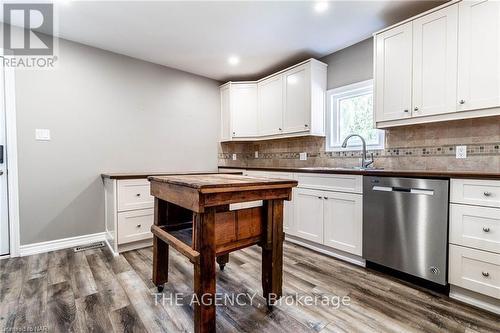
[
  {"x1": 232, "y1": 153, "x2": 237, "y2": 161},
  {"x1": 35, "y1": 129, "x2": 51, "y2": 141},
  {"x1": 299, "y1": 152, "x2": 307, "y2": 161},
  {"x1": 254, "y1": 151, "x2": 259, "y2": 159},
  {"x1": 456, "y1": 145, "x2": 467, "y2": 159}
]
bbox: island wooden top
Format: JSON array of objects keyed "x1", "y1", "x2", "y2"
[
  {"x1": 149, "y1": 174, "x2": 297, "y2": 212},
  {"x1": 148, "y1": 174, "x2": 298, "y2": 193}
]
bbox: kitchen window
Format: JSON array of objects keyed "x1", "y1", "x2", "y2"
[{"x1": 326, "y1": 79, "x2": 384, "y2": 151}]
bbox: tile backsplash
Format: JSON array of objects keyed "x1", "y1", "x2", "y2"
[{"x1": 218, "y1": 116, "x2": 500, "y2": 172}]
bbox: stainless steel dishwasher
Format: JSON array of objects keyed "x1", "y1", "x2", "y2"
[{"x1": 363, "y1": 176, "x2": 449, "y2": 285}]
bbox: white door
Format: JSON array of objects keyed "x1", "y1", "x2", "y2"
[
  {"x1": 457, "y1": 0, "x2": 500, "y2": 112},
  {"x1": 231, "y1": 83, "x2": 258, "y2": 137},
  {"x1": 0, "y1": 63, "x2": 9, "y2": 256},
  {"x1": 294, "y1": 188, "x2": 323, "y2": 243},
  {"x1": 412, "y1": 4, "x2": 458, "y2": 117},
  {"x1": 283, "y1": 64, "x2": 310, "y2": 134},
  {"x1": 323, "y1": 192, "x2": 362, "y2": 256},
  {"x1": 375, "y1": 21, "x2": 413, "y2": 122},
  {"x1": 220, "y1": 85, "x2": 231, "y2": 141},
  {"x1": 258, "y1": 75, "x2": 283, "y2": 136}
]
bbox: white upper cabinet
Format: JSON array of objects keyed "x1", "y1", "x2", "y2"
[
  {"x1": 375, "y1": 22, "x2": 413, "y2": 122},
  {"x1": 412, "y1": 4, "x2": 458, "y2": 117},
  {"x1": 283, "y1": 64, "x2": 311, "y2": 133},
  {"x1": 258, "y1": 75, "x2": 284, "y2": 136},
  {"x1": 457, "y1": 0, "x2": 500, "y2": 112},
  {"x1": 220, "y1": 59, "x2": 327, "y2": 141},
  {"x1": 374, "y1": 1, "x2": 500, "y2": 128},
  {"x1": 220, "y1": 85, "x2": 231, "y2": 141},
  {"x1": 231, "y1": 83, "x2": 258, "y2": 138}
]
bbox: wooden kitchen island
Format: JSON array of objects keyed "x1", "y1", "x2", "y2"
[{"x1": 148, "y1": 174, "x2": 297, "y2": 333}]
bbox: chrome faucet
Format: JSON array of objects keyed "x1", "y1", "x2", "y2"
[{"x1": 341, "y1": 134, "x2": 374, "y2": 169}]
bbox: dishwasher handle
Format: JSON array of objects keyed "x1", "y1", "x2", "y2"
[{"x1": 372, "y1": 185, "x2": 434, "y2": 196}]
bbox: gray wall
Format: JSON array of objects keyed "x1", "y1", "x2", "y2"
[
  {"x1": 15, "y1": 38, "x2": 220, "y2": 245},
  {"x1": 320, "y1": 38, "x2": 373, "y2": 90}
]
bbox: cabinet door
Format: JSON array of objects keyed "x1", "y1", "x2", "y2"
[
  {"x1": 294, "y1": 188, "x2": 324, "y2": 243},
  {"x1": 283, "y1": 64, "x2": 310, "y2": 134},
  {"x1": 375, "y1": 22, "x2": 413, "y2": 122},
  {"x1": 412, "y1": 4, "x2": 458, "y2": 117},
  {"x1": 258, "y1": 75, "x2": 283, "y2": 136},
  {"x1": 457, "y1": 0, "x2": 500, "y2": 112},
  {"x1": 220, "y1": 85, "x2": 231, "y2": 141},
  {"x1": 323, "y1": 192, "x2": 362, "y2": 256},
  {"x1": 231, "y1": 84, "x2": 258, "y2": 137}
]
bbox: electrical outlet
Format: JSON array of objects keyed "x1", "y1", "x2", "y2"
[
  {"x1": 299, "y1": 152, "x2": 307, "y2": 161},
  {"x1": 232, "y1": 153, "x2": 237, "y2": 161},
  {"x1": 254, "y1": 151, "x2": 259, "y2": 159},
  {"x1": 456, "y1": 145, "x2": 467, "y2": 159},
  {"x1": 35, "y1": 129, "x2": 51, "y2": 141}
]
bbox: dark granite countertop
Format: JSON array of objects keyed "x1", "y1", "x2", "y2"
[
  {"x1": 101, "y1": 170, "x2": 242, "y2": 180},
  {"x1": 217, "y1": 166, "x2": 500, "y2": 180}
]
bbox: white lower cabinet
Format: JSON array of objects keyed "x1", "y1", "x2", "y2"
[
  {"x1": 449, "y1": 244, "x2": 500, "y2": 299},
  {"x1": 449, "y1": 178, "x2": 500, "y2": 310},
  {"x1": 293, "y1": 182, "x2": 363, "y2": 256},
  {"x1": 104, "y1": 177, "x2": 154, "y2": 255},
  {"x1": 323, "y1": 191, "x2": 362, "y2": 256},
  {"x1": 294, "y1": 188, "x2": 324, "y2": 243}
]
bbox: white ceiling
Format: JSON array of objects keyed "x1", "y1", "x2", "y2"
[{"x1": 4, "y1": 1, "x2": 446, "y2": 81}]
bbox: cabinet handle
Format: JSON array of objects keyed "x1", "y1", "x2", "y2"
[
  {"x1": 232, "y1": 132, "x2": 235, "y2": 135},
  {"x1": 484, "y1": 191, "x2": 492, "y2": 197},
  {"x1": 323, "y1": 196, "x2": 328, "y2": 200},
  {"x1": 483, "y1": 227, "x2": 490, "y2": 232},
  {"x1": 136, "y1": 224, "x2": 142, "y2": 228},
  {"x1": 482, "y1": 271, "x2": 490, "y2": 277},
  {"x1": 404, "y1": 109, "x2": 409, "y2": 113},
  {"x1": 317, "y1": 196, "x2": 322, "y2": 199},
  {"x1": 304, "y1": 124, "x2": 308, "y2": 128},
  {"x1": 459, "y1": 99, "x2": 465, "y2": 105},
  {"x1": 279, "y1": 128, "x2": 282, "y2": 131},
  {"x1": 414, "y1": 107, "x2": 419, "y2": 111},
  {"x1": 136, "y1": 193, "x2": 141, "y2": 197}
]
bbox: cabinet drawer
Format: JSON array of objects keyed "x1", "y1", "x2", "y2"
[
  {"x1": 117, "y1": 179, "x2": 154, "y2": 211},
  {"x1": 451, "y1": 179, "x2": 500, "y2": 208},
  {"x1": 450, "y1": 204, "x2": 500, "y2": 254},
  {"x1": 449, "y1": 244, "x2": 500, "y2": 299},
  {"x1": 117, "y1": 209, "x2": 154, "y2": 244},
  {"x1": 297, "y1": 173, "x2": 362, "y2": 193}
]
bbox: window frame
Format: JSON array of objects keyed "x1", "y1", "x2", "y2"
[{"x1": 325, "y1": 79, "x2": 384, "y2": 152}]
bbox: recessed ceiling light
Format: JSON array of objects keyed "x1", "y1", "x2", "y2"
[
  {"x1": 314, "y1": 1, "x2": 329, "y2": 13},
  {"x1": 228, "y1": 56, "x2": 240, "y2": 66}
]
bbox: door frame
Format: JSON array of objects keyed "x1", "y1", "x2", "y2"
[{"x1": 1, "y1": 54, "x2": 20, "y2": 257}]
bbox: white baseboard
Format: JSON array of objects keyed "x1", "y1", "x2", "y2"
[
  {"x1": 19, "y1": 232, "x2": 107, "y2": 256},
  {"x1": 104, "y1": 238, "x2": 119, "y2": 257},
  {"x1": 286, "y1": 235, "x2": 366, "y2": 267},
  {"x1": 449, "y1": 285, "x2": 500, "y2": 315}
]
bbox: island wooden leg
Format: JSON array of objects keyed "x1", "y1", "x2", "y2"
[
  {"x1": 193, "y1": 208, "x2": 217, "y2": 333},
  {"x1": 261, "y1": 199, "x2": 284, "y2": 307},
  {"x1": 216, "y1": 254, "x2": 229, "y2": 271},
  {"x1": 153, "y1": 198, "x2": 169, "y2": 291}
]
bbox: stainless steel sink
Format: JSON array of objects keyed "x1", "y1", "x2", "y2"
[{"x1": 299, "y1": 166, "x2": 384, "y2": 171}]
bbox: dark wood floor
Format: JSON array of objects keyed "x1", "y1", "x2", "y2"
[{"x1": 0, "y1": 242, "x2": 499, "y2": 333}]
